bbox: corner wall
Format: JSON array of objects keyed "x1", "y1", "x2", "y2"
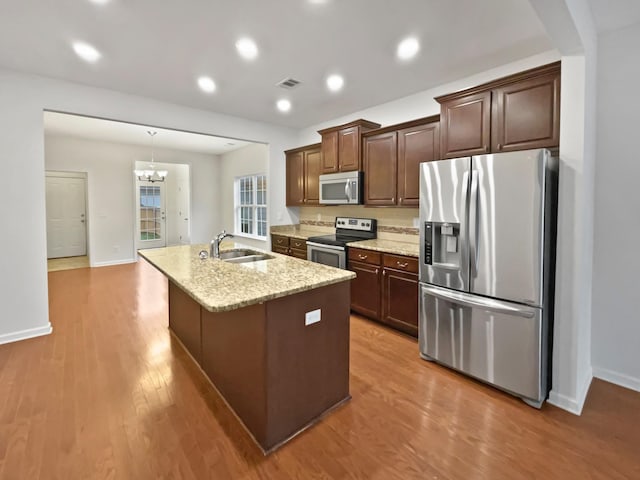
[{"x1": 591, "y1": 22, "x2": 640, "y2": 392}]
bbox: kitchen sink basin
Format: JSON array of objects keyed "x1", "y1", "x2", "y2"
[
  {"x1": 223, "y1": 253, "x2": 273, "y2": 264},
  {"x1": 218, "y1": 249, "x2": 256, "y2": 260},
  {"x1": 217, "y1": 249, "x2": 273, "y2": 264}
]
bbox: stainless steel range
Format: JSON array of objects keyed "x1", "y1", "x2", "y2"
[{"x1": 307, "y1": 217, "x2": 377, "y2": 269}]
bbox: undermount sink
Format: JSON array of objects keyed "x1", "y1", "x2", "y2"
[
  {"x1": 218, "y1": 249, "x2": 274, "y2": 264},
  {"x1": 218, "y1": 249, "x2": 256, "y2": 260},
  {"x1": 224, "y1": 253, "x2": 273, "y2": 264}
]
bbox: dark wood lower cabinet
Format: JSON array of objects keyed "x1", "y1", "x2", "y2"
[
  {"x1": 382, "y1": 267, "x2": 419, "y2": 337},
  {"x1": 168, "y1": 282, "x2": 202, "y2": 364},
  {"x1": 169, "y1": 279, "x2": 351, "y2": 453},
  {"x1": 349, "y1": 260, "x2": 381, "y2": 319},
  {"x1": 348, "y1": 247, "x2": 419, "y2": 337}
]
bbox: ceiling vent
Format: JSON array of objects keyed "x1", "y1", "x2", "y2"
[{"x1": 276, "y1": 78, "x2": 301, "y2": 89}]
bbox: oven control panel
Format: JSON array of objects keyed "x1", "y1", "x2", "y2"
[{"x1": 335, "y1": 217, "x2": 376, "y2": 233}]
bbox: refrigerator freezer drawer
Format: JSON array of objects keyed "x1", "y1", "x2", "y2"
[{"x1": 419, "y1": 283, "x2": 547, "y2": 404}]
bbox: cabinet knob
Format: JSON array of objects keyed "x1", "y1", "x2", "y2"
[
  {"x1": 358, "y1": 254, "x2": 368, "y2": 260},
  {"x1": 397, "y1": 261, "x2": 409, "y2": 268},
  {"x1": 382, "y1": 269, "x2": 386, "y2": 276},
  {"x1": 497, "y1": 143, "x2": 502, "y2": 150},
  {"x1": 375, "y1": 268, "x2": 379, "y2": 275},
  {"x1": 484, "y1": 145, "x2": 489, "y2": 153}
]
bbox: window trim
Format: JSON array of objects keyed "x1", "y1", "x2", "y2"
[{"x1": 234, "y1": 174, "x2": 267, "y2": 239}]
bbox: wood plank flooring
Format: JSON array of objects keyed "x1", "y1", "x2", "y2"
[{"x1": 1, "y1": 260, "x2": 639, "y2": 479}]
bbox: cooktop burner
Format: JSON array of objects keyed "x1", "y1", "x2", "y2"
[{"x1": 307, "y1": 217, "x2": 377, "y2": 247}]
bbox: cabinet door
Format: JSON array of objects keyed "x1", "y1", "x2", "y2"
[
  {"x1": 321, "y1": 131, "x2": 339, "y2": 174},
  {"x1": 349, "y1": 260, "x2": 381, "y2": 319},
  {"x1": 397, "y1": 122, "x2": 440, "y2": 206},
  {"x1": 440, "y1": 91, "x2": 491, "y2": 159},
  {"x1": 364, "y1": 131, "x2": 397, "y2": 206},
  {"x1": 271, "y1": 235, "x2": 290, "y2": 255},
  {"x1": 491, "y1": 72, "x2": 560, "y2": 152},
  {"x1": 285, "y1": 151, "x2": 304, "y2": 206},
  {"x1": 382, "y1": 267, "x2": 419, "y2": 337},
  {"x1": 304, "y1": 147, "x2": 321, "y2": 205},
  {"x1": 338, "y1": 126, "x2": 361, "y2": 172}
]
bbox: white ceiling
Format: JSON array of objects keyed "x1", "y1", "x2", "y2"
[
  {"x1": 0, "y1": 0, "x2": 554, "y2": 129},
  {"x1": 44, "y1": 111, "x2": 252, "y2": 155}
]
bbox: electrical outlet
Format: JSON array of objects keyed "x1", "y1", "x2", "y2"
[
  {"x1": 305, "y1": 309, "x2": 321, "y2": 326},
  {"x1": 413, "y1": 217, "x2": 420, "y2": 228},
  {"x1": 316, "y1": 213, "x2": 322, "y2": 221}
]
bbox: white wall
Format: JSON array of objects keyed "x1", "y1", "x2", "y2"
[
  {"x1": 219, "y1": 143, "x2": 269, "y2": 250},
  {"x1": 591, "y1": 22, "x2": 640, "y2": 392},
  {"x1": 0, "y1": 68, "x2": 298, "y2": 344},
  {"x1": 46, "y1": 135, "x2": 220, "y2": 266}
]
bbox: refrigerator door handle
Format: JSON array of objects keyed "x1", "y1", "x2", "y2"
[
  {"x1": 469, "y1": 170, "x2": 479, "y2": 278},
  {"x1": 420, "y1": 284, "x2": 536, "y2": 318}
]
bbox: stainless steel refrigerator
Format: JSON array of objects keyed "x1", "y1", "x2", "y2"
[{"x1": 418, "y1": 148, "x2": 557, "y2": 408}]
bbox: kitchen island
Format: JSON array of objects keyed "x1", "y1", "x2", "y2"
[{"x1": 138, "y1": 243, "x2": 355, "y2": 453}]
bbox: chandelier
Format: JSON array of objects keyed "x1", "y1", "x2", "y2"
[{"x1": 134, "y1": 131, "x2": 167, "y2": 182}]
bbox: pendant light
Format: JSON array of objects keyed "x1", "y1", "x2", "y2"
[{"x1": 134, "y1": 131, "x2": 167, "y2": 182}]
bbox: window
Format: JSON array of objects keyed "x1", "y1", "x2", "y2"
[{"x1": 235, "y1": 174, "x2": 267, "y2": 238}]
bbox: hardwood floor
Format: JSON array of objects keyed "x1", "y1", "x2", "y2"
[{"x1": 1, "y1": 260, "x2": 639, "y2": 479}]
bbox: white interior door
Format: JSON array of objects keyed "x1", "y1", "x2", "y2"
[
  {"x1": 136, "y1": 182, "x2": 166, "y2": 249},
  {"x1": 45, "y1": 175, "x2": 87, "y2": 259},
  {"x1": 176, "y1": 176, "x2": 190, "y2": 244}
]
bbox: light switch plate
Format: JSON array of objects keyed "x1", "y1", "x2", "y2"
[{"x1": 305, "y1": 309, "x2": 321, "y2": 326}]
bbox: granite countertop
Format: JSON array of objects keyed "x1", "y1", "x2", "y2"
[
  {"x1": 138, "y1": 242, "x2": 355, "y2": 313},
  {"x1": 347, "y1": 238, "x2": 420, "y2": 258}
]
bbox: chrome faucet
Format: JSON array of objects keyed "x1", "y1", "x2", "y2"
[{"x1": 211, "y1": 230, "x2": 234, "y2": 258}]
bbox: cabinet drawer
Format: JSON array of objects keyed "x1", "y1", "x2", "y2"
[
  {"x1": 383, "y1": 254, "x2": 418, "y2": 273},
  {"x1": 272, "y1": 235, "x2": 290, "y2": 248},
  {"x1": 348, "y1": 248, "x2": 381, "y2": 265},
  {"x1": 273, "y1": 245, "x2": 290, "y2": 255},
  {"x1": 290, "y1": 238, "x2": 307, "y2": 250},
  {"x1": 289, "y1": 248, "x2": 308, "y2": 260}
]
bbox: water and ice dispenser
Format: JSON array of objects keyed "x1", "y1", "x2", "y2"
[{"x1": 423, "y1": 222, "x2": 461, "y2": 269}]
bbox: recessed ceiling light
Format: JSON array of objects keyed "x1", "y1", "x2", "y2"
[
  {"x1": 72, "y1": 41, "x2": 101, "y2": 63},
  {"x1": 326, "y1": 74, "x2": 344, "y2": 92},
  {"x1": 308, "y1": 0, "x2": 330, "y2": 4},
  {"x1": 276, "y1": 99, "x2": 291, "y2": 113},
  {"x1": 197, "y1": 76, "x2": 216, "y2": 93},
  {"x1": 397, "y1": 36, "x2": 420, "y2": 61},
  {"x1": 88, "y1": 0, "x2": 110, "y2": 4},
  {"x1": 235, "y1": 37, "x2": 259, "y2": 60}
]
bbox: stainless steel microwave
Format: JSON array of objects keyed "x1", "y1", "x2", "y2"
[{"x1": 319, "y1": 171, "x2": 363, "y2": 205}]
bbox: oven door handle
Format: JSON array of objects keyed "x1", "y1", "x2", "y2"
[{"x1": 306, "y1": 241, "x2": 345, "y2": 251}]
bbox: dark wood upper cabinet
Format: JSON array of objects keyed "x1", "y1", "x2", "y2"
[
  {"x1": 285, "y1": 150, "x2": 304, "y2": 206},
  {"x1": 436, "y1": 61, "x2": 561, "y2": 158},
  {"x1": 285, "y1": 143, "x2": 321, "y2": 206},
  {"x1": 362, "y1": 115, "x2": 440, "y2": 207},
  {"x1": 303, "y1": 146, "x2": 321, "y2": 205},
  {"x1": 439, "y1": 91, "x2": 491, "y2": 158},
  {"x1": 319, "y1": 119, "x2": 381, "y2": 174},
  {"x1": 364, "y1": 131, "x2": 398, "y2": 206},
  {"x1": 320, "y1": 131, "x2": 338, "y2": 173},
  {"x1": 491, "y1": 71, "x2": 560, "y2": 152},
  {"x1": 397, "y1": 121, "x2": 440, "y2": 206}
]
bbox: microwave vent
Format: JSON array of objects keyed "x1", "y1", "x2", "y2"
[{"x1": 276, "y1": 78, "x2": 301, "y2": 89}]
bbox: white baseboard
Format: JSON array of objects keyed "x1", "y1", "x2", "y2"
[
  {"x1": 593, "y1": 366, "x2": 640, "y2": 393},
  {"x1": 0, "y1": 323, "x2": 53, "y2": 346},
  {"x1": 90, "y1": 258, "x2": 136, "y2": 268},
  {"x1": 548, "y1": 367, "x2": 593, "y2": 415}
]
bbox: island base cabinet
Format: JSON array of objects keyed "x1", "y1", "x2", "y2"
[
  {"x1": 200, "y1": 281, "x2": 350, "y2": 453},
  {"x1": 168, "y1": 282, "x2": 202, "y2": 365}
]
